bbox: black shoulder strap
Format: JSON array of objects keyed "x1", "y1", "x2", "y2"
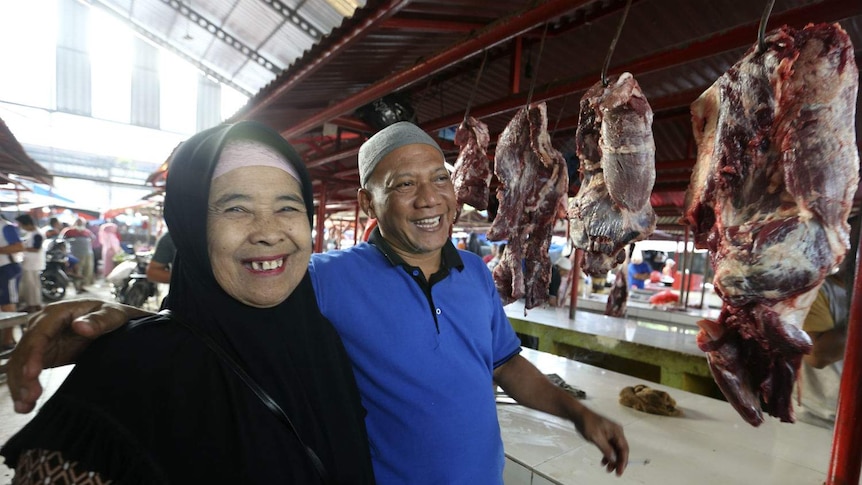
[{"x1": 158, "y1": 310, "x2": 332, "y2": 484}]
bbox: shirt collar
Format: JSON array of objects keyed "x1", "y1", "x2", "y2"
[{"x1": 367, "y1": 226, "x2": 464, "y2": 272}]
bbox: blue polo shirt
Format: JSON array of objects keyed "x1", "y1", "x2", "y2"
[{"x1": 309, "y1": 229, "x2": 521, "y2": 484}]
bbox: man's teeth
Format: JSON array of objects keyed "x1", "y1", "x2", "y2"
[
  {"x1": 251, "y1": 259, "x2": 284, "y2": 271},
  {"x1": 415, "y1": 216, "x2": 442, "y2": 228}
]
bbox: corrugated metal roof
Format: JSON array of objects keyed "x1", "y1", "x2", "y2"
[
  {"x1": 91, "y1": 0, "x2": 365, "y2": 96},
  {"x1": 0, "y1": 118, "x2": 53, "y2": 185},
  {"x1": 121, "y1": 0, "x2": 861, "y2": 234}
]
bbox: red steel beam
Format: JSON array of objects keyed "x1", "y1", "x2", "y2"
[
  {"x1": 421, "y1": 0, "x2": 862, "y2": 132},
  {"x1": 380, "y1": 17, "x2": 485, "y2": 33},
  {"x1": 236, "y1": 0, "x2": 412, "y2": 120},
  {"x1": 280, "y1": 0, "x2": 598, "y2": 139},
  {"x1": 307, "y1": 86, "x2": 701, "y2": 173}
]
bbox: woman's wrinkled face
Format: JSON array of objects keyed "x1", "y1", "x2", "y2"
[{"x1": 207, "y1": 146, "x2": 311, "y2": 308}]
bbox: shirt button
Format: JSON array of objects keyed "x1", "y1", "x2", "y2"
[
  {"x1": 412, "y1": 270, "x2": 420, "y2": 276},
  {"x1": 436, "y1": 308, "x2": 441, "y2": 315}
]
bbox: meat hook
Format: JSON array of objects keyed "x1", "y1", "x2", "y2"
[
  {"x1": 463, "y1": 49, "x2": 489, "y2": 122},
  {"x1": 525, "y1": 22, "x2": 550, "y2": 108},
  {"x1": 601, "y1": 0, "x2": 633, "y2": 87},
  {"x1": 756, "y1": 0, "x2": 776, "y2": 54}
]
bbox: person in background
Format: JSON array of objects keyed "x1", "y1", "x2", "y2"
[
  {"x1": 0, "y1": 121, "x2": 375, "y2": 484},
  {"x1": 627, "y1": 251, "x2": 651, "y2": 290},
  {"x1": 8, "y1": 121, "x2": 629, "y2": 483},
  {"x1": 797, "y1": 214, "x2": 858, "y2": 429},
  {"x1": 146, "y1": 231, "x2": 175, "y2": 284},
  {"x1": 42, "y1": 217, "x2": 62, "y2": 239},
  {"x1": 467, "y1": 232, "x2": 483, "y2": 256},
  {"x1": 89, "y1": 222, "x2": 102, "y2": 277},
  {"x1": 60, "y1": 218, "x2": 95, "y2": 292},
  {"x1": 98, "y1": 222, "x2": 122, "y2": 277},
  {"x1": 548, "y1": 257, "x2": 572, "y2": 307},
  {"x1": 483, "y1": 243, "x2": 497, "y2": 264},
  {"x1": 456, "y1": 237, "x2": 467, "y2": 250},
  {"x1": 14, "y1": 215, "x2": 44, "y2": 314},
  {"x1": 0, "y1": 215, "x2": 23, "y2": 350},
  {"x1": 486, "y1": 242, "x2": 506, "y2": 272},
  {"x1": 662, "y1": 258, "x2": 676, "y2": 278}
]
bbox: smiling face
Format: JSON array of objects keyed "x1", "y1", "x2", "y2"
[
  {"x1": 359, "y1": 143, "x2": 457, "y2": 267},
  {"x1": 207, "y1": 153, "x2": 311, "y2": 308}
]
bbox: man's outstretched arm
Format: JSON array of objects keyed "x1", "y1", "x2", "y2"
[
  {"x1": 493, "y1": 354, "x2": 629, "y2": 476},
  {"x1": 8, "y1": 300, "x2": 151, "y2": 413}
]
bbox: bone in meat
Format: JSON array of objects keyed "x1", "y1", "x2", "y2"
[
  {"x1": 488, "y1": 102, "x2": 569, "y2": 309},
  {"x1": 683, "y1": 23, "x2": 859, "y2": 426},
  {"x1": 569, "y1": 72, "x2": 657, "y2": 277},
  {"x1": 452, "y1": 116, "x2": 492, "y2": 210}
]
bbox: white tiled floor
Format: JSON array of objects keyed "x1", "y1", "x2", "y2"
[{"x1": 0, "y1": 280, "x2": 121, "y2": 485}]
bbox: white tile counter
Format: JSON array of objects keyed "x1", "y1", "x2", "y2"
[
  {"x1": 501, "y1": 348, "x2": 834, "y2": 485},
  {"x1": 503, "y1": 302, "x2": 718, "y2": 396}
]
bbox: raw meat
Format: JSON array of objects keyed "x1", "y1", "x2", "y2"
[
  {"x1": 488, "y1": 102, "x2": 569, "y2": 309},
  {"x1": 683, "y1": 23, "x2": 859, "y2": 426},
  {"x1": 452, "y1": 116, "x2": 492, "y2": 210},
  {"x1": 569, "y1": 72, "x2": 657, "y2": 276},
  {"x1": 649, "y1": 289, "x2": 679, "y2": 306}
]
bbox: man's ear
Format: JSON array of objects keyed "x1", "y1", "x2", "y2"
[{"x1": 358, "y1": 188, "x2": 376, "y2": 220}]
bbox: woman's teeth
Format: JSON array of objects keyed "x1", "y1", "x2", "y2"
[
  {"x1": 250, "y1": 259, "x2": 284, "y2": 271},
  {"x1": 415, "y1": 216, "x2": 441, "y2": 228}
]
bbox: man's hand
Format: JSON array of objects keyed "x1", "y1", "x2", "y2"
[
  {"x1": 494, "y1": 355, "x2": 629, "y2": 476},
  {"x1": 573, "y1": 406, "x2": 629, "y2": 476},
  {"x1": 8, "y1": 300, "x2": 146, "y2": 413}
]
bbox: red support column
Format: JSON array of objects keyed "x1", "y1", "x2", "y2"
[
  {"x1": 510, "y1": 36, "x2": 522, "y2": 94},
  {"x1": 827, "y1": 232, "x2": 862, "y2": 484},
  {"x1": 314, "y1": 186, "x2": 327, "y2": 253}
]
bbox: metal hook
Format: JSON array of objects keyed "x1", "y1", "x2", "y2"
[
  {"x1": 601, "y1": 0, "x2": 633, "y2": 87},
  {"x1": 463, "y1": 49, "x2": 489, "y2": 122},
  {"x1": 757, "y1": 0, "x2": 776, "y2": 54},
  {"x1": 525, "y1": 22, "x2": 550, "y2": 108}
]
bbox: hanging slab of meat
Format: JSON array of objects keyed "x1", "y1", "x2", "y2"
[
  {"x1": 452, "y1": 116, "x2": 492, "y2": 210},
  {"x1": 569, "y1": 72, "x2": 656, "y2": 277},
  {"x1": 683, "y1": 23, "x2": 859, "y2": 426},
  {"x1": 487, "y1": 102, "x2": 569, "y2": 309}
]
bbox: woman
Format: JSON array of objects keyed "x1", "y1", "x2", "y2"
[
  {"x1": 1, "y1": 121, "x2": 375, "y2": 484},
  {"x1": 97, "y1": 222, "x2": 122, "y2": 276}
]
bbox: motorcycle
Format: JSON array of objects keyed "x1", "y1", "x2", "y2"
[
  {"x1": 107, "y1": 251, "x2": 158, "y2": 308},
  {"x1": 40, "y1": 238, "x2": 72, "y2": 302}
]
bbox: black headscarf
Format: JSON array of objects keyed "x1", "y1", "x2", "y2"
[
  {"x1": 159, "y1": 121, "x2": 374, "y2": 483},
  {"x1": 2, "y1": 121, "x2": 373, "y2": 484}
]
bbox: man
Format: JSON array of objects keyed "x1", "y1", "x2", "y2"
[
  {"x1": 7, "y1": 122, "x2": 628, "y2": 482},
  {"x1": 548, "y1": 257, "x2": 572, "y2": 307},
  {"x1": 796, "y1": 272, "x2": 848, "y2": 428},
  {"x1": 41, "y1": 217, "x2": 62, "y2": 239},
  {"x1": 145, "y1": 231, "x2": 175, "y2": 284},
  {"x1": 59, "y1": 218, "x2": 95, "y2": 292},
  {"x1": 14, "y1": 215, "x2": 44, "y2": 313},
  {"x1": 0, "y1": 215, "x2": 23, "y2": 350},
  {"x1": 627, "y1": 250, "x2": 651, "y2": 290}
]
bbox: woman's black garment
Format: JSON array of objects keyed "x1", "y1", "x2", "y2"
[{"x1": 1, "y1": 121, "x2": 375, "y2": 484}]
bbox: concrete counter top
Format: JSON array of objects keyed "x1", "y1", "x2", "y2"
[{"x1": 501, "y1": 348, "x2": 833, "y2": 484}]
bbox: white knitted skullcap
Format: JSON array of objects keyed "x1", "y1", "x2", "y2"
[{"x1": 358, "y1": 121, "x2": 444, "y2": 187}]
